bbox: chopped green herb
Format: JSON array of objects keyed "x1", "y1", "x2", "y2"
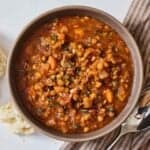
[
  {"x1": 65, "y1": 80, "x2": 70, "y2": 86},
  {"x1": 70, "y1": 62, "x2": 75, "y2": 67},
  {"x1": 74, "y1": 124, "x2": 80, "y2": 129},
  {"x1": 75, "y1": 67, "x2": 81, "y2": 75},
  {"x1": 47, "y1": 86, "x2": 54, "y2": 90},
  {"x1": 107, "y1": 105, "x2": 114, "y2": 112},
  {"x1": 68, "y1": 76, "x2": 74, "y2": 83},
  {"x1": 47, "y1": 97, "x2": 53, "y2": 101},
  {"x1": 62, "y1": 42, "x2": 70, "y2": 51},
  {"x1": 53, "y1": 101, "x2": 61, "y2": 106},
  {"x1": 49, "y1": 104, "x2": 53, "y2": 108},
  {"x1": 51, "y1": 34, "x2": 58, "y2": 42}
]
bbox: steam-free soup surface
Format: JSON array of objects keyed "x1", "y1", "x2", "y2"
[{"x1": 16, "y1": 16, "x2": 133, "y2": 133}]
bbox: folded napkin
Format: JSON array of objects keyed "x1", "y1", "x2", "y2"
[{"x1": 61, "y1": 0, "x2": 150, "y2": 149}]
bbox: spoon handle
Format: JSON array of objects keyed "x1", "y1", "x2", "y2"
[
  {"x1": 107, "y1": 131, "x2": 125, "y2": 150},
  {"x1": 137, "y1": 113, "x2": 150, "y2": 130},
  {"x1": 107, "y1": 123, "x2": 137, "y2": 150}
]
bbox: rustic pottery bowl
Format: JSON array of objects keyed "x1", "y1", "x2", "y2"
[{"x1": 8, "y1": 6, "x2": 143, "y2": 142}]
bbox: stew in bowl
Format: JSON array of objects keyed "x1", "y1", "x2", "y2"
[{"x1": 9, "y1": 6, "x2": 143, "y2": 141}]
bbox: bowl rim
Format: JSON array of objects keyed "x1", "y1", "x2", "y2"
[{"x1": 8, "y1": 5, "x2": 143, "y2": 142}]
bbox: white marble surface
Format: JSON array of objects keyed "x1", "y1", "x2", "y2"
[{"x1": 0, "y1": 0, "x2": 132, "y2": 150}]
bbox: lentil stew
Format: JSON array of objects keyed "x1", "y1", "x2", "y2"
[{"x1": 15, "y1": 16, "x2": 133, "y2": 134}]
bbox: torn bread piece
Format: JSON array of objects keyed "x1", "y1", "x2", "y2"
[
  {"x1": 0, "y1": 102, "x2": 34, "y2": 135},
  {"x1": 0, "y1": 48, "x2": 6, "y2": 77}
]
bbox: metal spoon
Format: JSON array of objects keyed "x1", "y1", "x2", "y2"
[{"x1": 107, "y1": 106, "x2": 150, "y2": 150}]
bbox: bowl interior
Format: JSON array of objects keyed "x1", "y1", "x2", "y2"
[{"x1": 9, "y1": 6, "x2": 143, "y2": 141}]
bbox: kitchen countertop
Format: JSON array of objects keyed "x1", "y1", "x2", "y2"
[{"x1": 0, "y1": 0, "x2": 132, "y2": 149}]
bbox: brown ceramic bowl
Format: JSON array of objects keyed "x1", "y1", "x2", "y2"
[{"x1": 8, "y1": 6, "x2": 143, "y2": 142}]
